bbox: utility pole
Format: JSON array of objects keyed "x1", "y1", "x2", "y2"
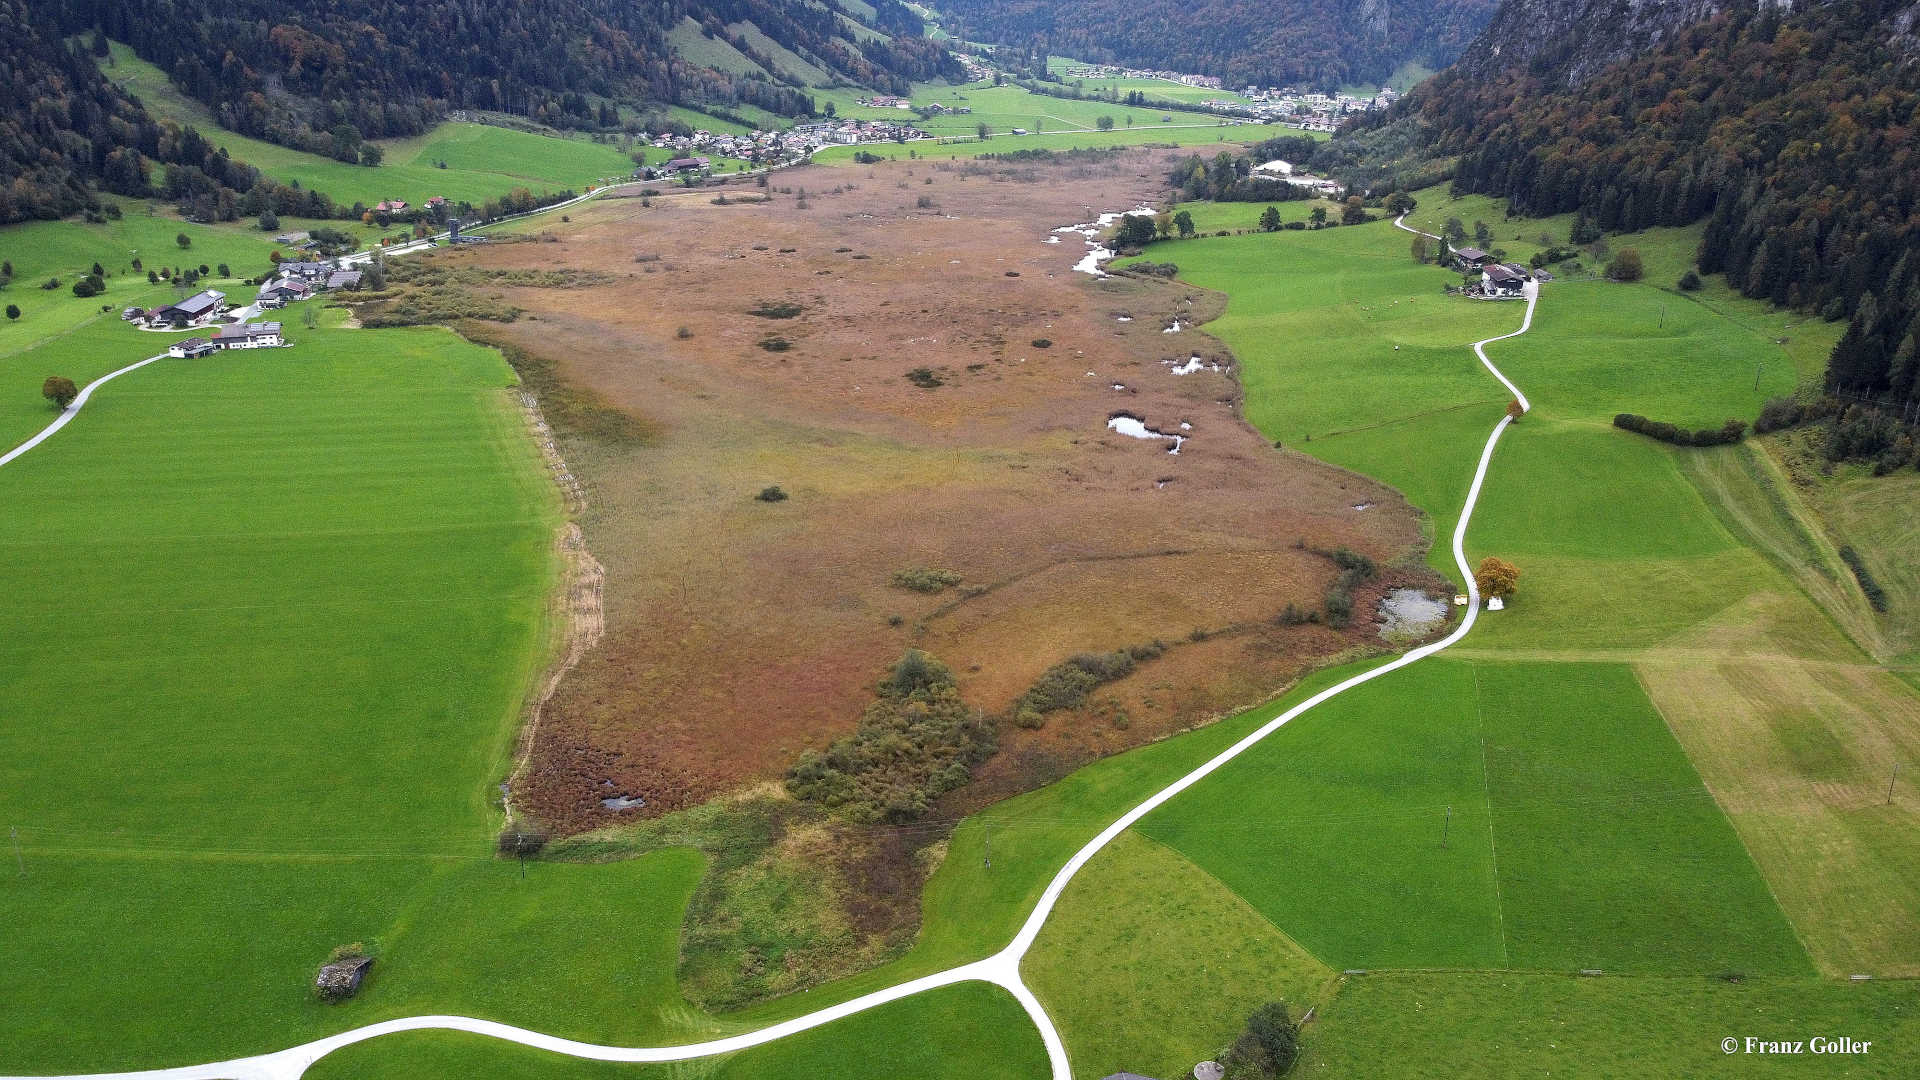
[
  {"x1": 1441, "y1": 806, "x2": 1452, "y2": 849},
  {"x1": 1659, "y1": 304, "x2": 1666, "y2": 329},
  {"x1": 984, "y1": 824, "x2": 992, "y2": 869},
  {"x1": 1755, "y1": 362, "x2": 1764, "y2": 391},
  {"x1": 11, "y1": 826, "x2": 22, "y2": 876},
  {"x1": 1890, "y1": 764, "x2": 1900, "y2": 806}
]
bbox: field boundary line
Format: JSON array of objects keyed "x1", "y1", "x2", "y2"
[
  {"x1": 0, "y1": 217, "x2": 1540, "y2": 1080},
  {"x1": 1468, "y1": 662, "x2": 1512, "y2": 967}
]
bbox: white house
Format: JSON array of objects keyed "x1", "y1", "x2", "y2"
[
  {"x1": 168, "y1": 337, "x2": 217, "y2": 358},
  {"x1": 216, "y1": 322, "x2": 284, "y2": 349}
]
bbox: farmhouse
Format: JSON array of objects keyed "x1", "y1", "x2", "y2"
[
  {"x1": 167, "y1": 337, "x2": 217, "y2": 358},
  {"x1": 215, "y1": 321, "x2": 284, "y2": 349},
  {"x1": 119, "y1": 306, "x2": 144, "y2": 321},
  {"x1": 1482, "y1": 263, "x2": 1529, "y2": 296},
  {"x1": 666, "y1": 156, "x2": 711, "y2": 174},
  {"x1": 257, "y1": 280, "x2": 312, "y2": 306},
  {"x1": 1451, "y1": 246, "x2": 1494, "y2": 269},
  {"x1": 147, "y1": 289, "x2": 226, "y2": 327},
  {"x1": 1254, "y1": 159, "x2": 1295, "y2": 176},
  {"x1": 375, "y1": 199, "x2": 409, "y2": 213}
]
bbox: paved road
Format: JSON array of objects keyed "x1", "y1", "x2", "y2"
[
  {"x1": 4, "y1": 218, "x2": 1539, "y2": 1080},
  {"x1": 0, "y1": 354, "x2": 167, "y2": 471}
]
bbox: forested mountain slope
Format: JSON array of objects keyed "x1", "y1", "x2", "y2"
[
  {"x1": 1323, "y1": 0, "x2": 1920, "y2": 399},
  {"x1": 52, "y1": 0, "x2": 956, "y2": 147},
  {"x1": 939, "y1": 0, "x2": 1498, "y2": 88},
  {"x1": 5, "y1": 0, "x2": 956, "y2": 223}
]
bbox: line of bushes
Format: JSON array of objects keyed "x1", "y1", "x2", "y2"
[
  {"x1": 1838, "y1": 546, "x2": 1889, "y2": 612},
  {"x1": 1613, "y1": 413, "x2": 1748, "y2": 447},
  {"x1": 890, "y1": 567, "x2": 962, "y2": 594},
  {"x1": 1012, "y1": 642, "x2": 1167, "y2": 729}
]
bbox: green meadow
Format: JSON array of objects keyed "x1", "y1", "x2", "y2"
[
  {"x1": 304, "y1": 983, "x2": 1047, "y2": 1080},
  {"x1": 1073, "y1": 195, "x2": 1917, "y2": 1074},
  {"x1": 1304, "y1": 971, "x2": 1918, "y2": 1078},
  {"x1": 0, "y1": 318, "x2": 579, "y2": 1071},
  {"x1": 100, "y1": 43, "x2": 638, "y2": 208}
]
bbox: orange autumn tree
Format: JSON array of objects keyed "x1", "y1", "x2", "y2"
[{"x1": 1475, "y1": 556, "x2": 1521, "y2": 599}]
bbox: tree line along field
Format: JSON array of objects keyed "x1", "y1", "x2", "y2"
[{"x1": 98, "y1": 43, "x2": 640, "y2": 210}]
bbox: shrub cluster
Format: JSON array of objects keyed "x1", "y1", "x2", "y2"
[
  {"x1": 1223, "y1": 1001, "x2": 1301, "y2": 1079},
  {"x1": 748, "y1": 302, "x2": 804, "y2": 319},
  {"x1": 890, "y1": 567, "x2": 963, "y2": 593},
  {"x1": 1306, "y1": 545, "x2": 1378, "y2": 630},
  {"x1": 785, "y1": 651, "x2": 997, "y2": 823},
  {"x1": 1613, "y1": 413, "x2": 1748, "y2": 447},
  {"x1": 1126, "y1": 262, "x2": 1179, "y2": 278},
  {"x1": 1838, "y1": 546, "x2": 1889, "y2": 612},
  {"x1": 1011, "y1": 642, "x2": 1167, "y2": 728}
]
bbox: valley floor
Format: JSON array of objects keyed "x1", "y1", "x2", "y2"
[{"x1": 1, "y1": 161, "x2": 1915, "y2": 1080}]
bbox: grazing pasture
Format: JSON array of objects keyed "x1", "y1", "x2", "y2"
[{"x1": 99, "y1": 43, "x2": 637, "y2": 208}]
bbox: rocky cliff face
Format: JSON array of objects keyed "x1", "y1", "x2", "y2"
[{"x1": 1451, "y1": 0, "x2": 1735, "y2": 85}]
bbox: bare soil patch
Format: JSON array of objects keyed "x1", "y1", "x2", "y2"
[{"x1": 431, "y1": 152, "x2": 1425, "y2": 833}]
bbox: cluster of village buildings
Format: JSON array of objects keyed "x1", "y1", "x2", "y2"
[
  {"x1": 637, "y1": 118, "x2": 931, "y2": 177},
  {"x1": 1061, "y1": 64, "x2": 1225, "y2": 89},
  {"x1": 121, "y1": 259, "x2": 366, "y2": 357},
  {"x1": 1058, "y1": 63, "x2": 1395, "y2": 130}
]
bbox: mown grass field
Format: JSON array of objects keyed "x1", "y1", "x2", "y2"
[
  {"x1": 0, "y1": 318, "x2": 613, "y2": 1072},
  {"x1": 1303, "y1": 971, "x2": 1918, "y2": 1078},
  {"x1": 1025, "y1": 831, "x2": 1334, "y2": 1080},
  {"x1": 1138, "y1": 658, "x2": 1809, "y2": 976},
  {"x1": 100, "y1": 44, "x2": 637, "y2": 208}
]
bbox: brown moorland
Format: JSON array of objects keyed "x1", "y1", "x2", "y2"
[{"x1": 403, "y1": 151, "x2": 1432, "y2": 834}]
